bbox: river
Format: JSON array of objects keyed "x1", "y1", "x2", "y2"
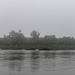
[{"x1": 0, "y1": 50, "x2": 75, "y2": 75}]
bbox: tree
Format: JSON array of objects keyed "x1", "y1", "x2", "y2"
[
  {"x1": 31, "y1": 30, "x2": 40, "y2": 38},
  {"x1": 7, "y1": 30, "x2": 26, "y2": 45},
  {"x1": 43, "y1": 35, "x2": 56, "y2": 45},
  {"x1": 30, "y1": 30, "x2": 40, "y2": 44}
]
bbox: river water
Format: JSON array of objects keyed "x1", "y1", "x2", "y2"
[{"x1": 0, "y1": 50, "x2": 75, "y2": 75}]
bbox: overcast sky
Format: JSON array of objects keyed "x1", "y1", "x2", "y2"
[{"x1": 0, "y1": 0, "x2": 75, "y2": 37}]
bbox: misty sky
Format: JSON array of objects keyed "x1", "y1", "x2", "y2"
[{"x1": 0, "y1": 0, "x2": 75, "y2": 37}]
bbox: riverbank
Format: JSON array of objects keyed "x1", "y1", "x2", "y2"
[{"x1": 0, "y1": 45, "x2": 75, "y2": 50}]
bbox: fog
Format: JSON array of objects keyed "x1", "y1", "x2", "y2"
[{"x1": 0, "y1": 0, "x2": 75, "y2": 37}]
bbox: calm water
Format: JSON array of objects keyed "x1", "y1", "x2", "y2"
[{"x1": 0, "y1": 50, "x2": 75, "y2": 75}]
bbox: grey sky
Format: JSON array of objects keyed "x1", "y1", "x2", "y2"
[{"x1": 0, "y1": 0, "x2": 75, "y2": 37}]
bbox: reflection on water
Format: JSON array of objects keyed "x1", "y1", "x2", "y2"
[
  {"x1": 0, "y1": 50, "x2": 75, "y2": 75},
  {"x1": 42, "y1": 51, "x2": 56, "y2": 59},
  {"x1": 3, "y1": 50, "x2": 25, "y2": 72},
  {"x1": 30, "y1": 51, "x2": 40, "y2": 72}
]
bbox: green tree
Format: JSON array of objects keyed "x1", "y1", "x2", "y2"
[
  {"x1": 7, "y1": 30, "x2": 26, "y2": 45},
  {"x1": 30, "y1": 30, "x2": 40, "y2": 44},
  {"x1": 31, "y1": 30, "x2": 40, "y2": 38}
]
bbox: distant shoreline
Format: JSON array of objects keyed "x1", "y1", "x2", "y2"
[
  {"x1": 0, "y1": 30, "x2": 75, "y2": 50},
  {"x1": 0, "y1": 45, "x2": 75, "y2": 50}
]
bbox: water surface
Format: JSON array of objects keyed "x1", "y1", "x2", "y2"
[{"x1": 0, "y1": 50, "x2": 75, "y2": 75}]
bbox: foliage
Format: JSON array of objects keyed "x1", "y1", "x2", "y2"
[{"x1": 0, "y1": 30, "x2": 75, "y2": 50}]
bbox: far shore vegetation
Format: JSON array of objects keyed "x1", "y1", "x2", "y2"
[{"x1": 0, "y1": 30, "x2": 75, "y2": 50}]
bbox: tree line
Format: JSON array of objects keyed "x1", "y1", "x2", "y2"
[{"x1": 0, "y1": 30, "x2": 75, "y2": 50}]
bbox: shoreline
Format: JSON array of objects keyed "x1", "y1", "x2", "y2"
[{"x1": 0, "y1": 45, "x2": 75, "y2": 50}]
